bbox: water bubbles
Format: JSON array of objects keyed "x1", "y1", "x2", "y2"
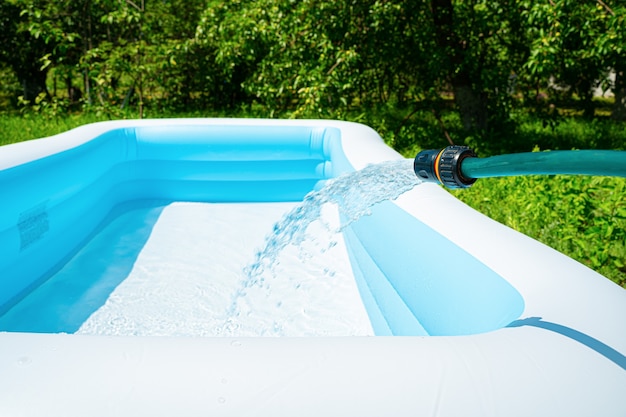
[
  {"x1": 272, "y1": 321, "x2": 284, "y2": 335},
  {"x1": 221, "y1": 318, "x2": 241, "y2": 336},
  {"x1": 242, "y1": 159, "x2": 418, "y2": 287},
  {"x1": 224, "y1": 159, "x2": 421, "y2": 335}
]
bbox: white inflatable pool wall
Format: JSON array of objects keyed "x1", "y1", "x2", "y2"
[{"x1": 0, "y1": 118, "x2": 624, "y2": 416}]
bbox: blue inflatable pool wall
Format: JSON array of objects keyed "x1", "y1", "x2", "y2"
[{"x1": 0, "y1": 122, "x2": 524, "y2": 336}]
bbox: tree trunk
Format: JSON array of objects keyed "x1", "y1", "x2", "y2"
[
  {"x1": 83, "y1": 0, "x2": 93, "y2": 106},
  {"x1": 578, "y1": 78, "x2": 595, "y2": 118},
  {"x1": 612, "y1": 67, "x2": 626, "y2": 121},
  {"x1": 20, "y1": 68, "x2": 48, "y2": 103},
  {"x1": 453, "y1": 76, "x2": 488, "y2": 132},
  {"x1": 430, "y1": 0, "x2": 488, "y2": 132}
]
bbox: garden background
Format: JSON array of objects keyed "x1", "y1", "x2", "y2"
[{"x1": 0, "y1": 0, "x2": 625, "y2": 286}]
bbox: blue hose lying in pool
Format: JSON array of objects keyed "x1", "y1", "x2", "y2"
[{"x1": 414, "y1": 146, "x2": 626, "y2": 188}]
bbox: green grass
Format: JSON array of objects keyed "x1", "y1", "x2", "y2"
[
  {"x1": 513, "y1": 113, "x2": 626, "y2": 151},
  {"x1": 0, "y1": 112, "x2": 109, "y2": 146}
]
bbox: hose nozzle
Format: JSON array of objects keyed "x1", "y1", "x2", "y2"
[{"x1": 414, "y1": 146, "x2": 477, "y2": 189}]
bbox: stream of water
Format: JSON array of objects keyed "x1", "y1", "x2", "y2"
[{"x1": 222, "y1": 158, "x2": 421, "y2": 336}]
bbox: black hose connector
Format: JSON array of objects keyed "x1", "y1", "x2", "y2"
[{"x1": 413, "y1": 146, "x2": 477, "y2": 189}]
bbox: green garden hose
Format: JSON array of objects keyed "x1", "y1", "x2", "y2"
[{"x1": 413, "y1": 146, "x2": 626, "y2": 189}]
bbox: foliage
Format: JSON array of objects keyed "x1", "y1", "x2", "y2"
[
  {"x1": 452, "y1": 174, "x2": 626, "y2": 288},
  {"x1": 429, "y1": 0, "x2": 529, "y2": 136},
  {"x1": 0, "y1": 0, "x2": 53, "y2": 101},
  {"x1": 1, "y1": 0, "x2": 625, "y2": 133},
  {"x1": 0, "y1": 64, "x2": 21, "y2": 108},
  {"x1": 192, "y1": 0, "x2": 433, "y2": 117},
  {"x1": 521, "y1": 0, "x2": 626, "y2": 118}
]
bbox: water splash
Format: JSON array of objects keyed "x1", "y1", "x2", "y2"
[{"x1": 224, "y1": 159, "x2": 421, "y2": 334}]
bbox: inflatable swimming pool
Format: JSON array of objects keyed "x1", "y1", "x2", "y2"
[{"x1": 0, "y1": 118, "x2": 624, "y2": 416}]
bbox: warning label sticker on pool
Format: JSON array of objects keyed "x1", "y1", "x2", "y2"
[{"x1": 18, "y1": 202, "x2": 49, "y2": 251}]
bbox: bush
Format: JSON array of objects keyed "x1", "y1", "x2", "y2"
[{"x1": 514, "y1": 113, "x2": 626, "y2": 151}]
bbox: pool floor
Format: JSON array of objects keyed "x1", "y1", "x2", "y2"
[{"x1": 0, "y1": 202, "x2": 373, "y2": 336}]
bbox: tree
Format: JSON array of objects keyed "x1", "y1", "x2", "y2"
[
  {"x1": 0, "y1": 1, "x2": 52, "y2": 102},
  {"x1": 429, "y1": 0, "x2": 529, "y2": 134},
  {"x1": 6, "y1": 0, "x2": 207, "y2": 114},
  {"x1": 86, "y1": 0, "x2": 208, "y2": 114},
  {"x1": 596, "y1": 2, "x2": 626, "y2": 121},
  {"x1": 192, "y1": 0, "x2": 437, "y2": 116},
  {"x1": 523, "y1": 0, "x2": 626, "y2": 118},
  {"x1": 2, "y1": 0, "x2": 624, "y2": 129}
]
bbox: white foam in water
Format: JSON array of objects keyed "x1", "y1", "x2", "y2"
[{"x1": 78, "y1": 159, "x2": 420, "y2": 337}]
